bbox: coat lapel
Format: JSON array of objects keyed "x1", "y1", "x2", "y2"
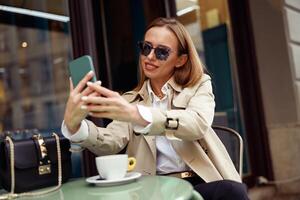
[
  {"x1": 136, "y1": 81, "x2": 156, "y2": 160},
  {"x1": 144, "y1": 135, "x2": 156, "y2": 160}
]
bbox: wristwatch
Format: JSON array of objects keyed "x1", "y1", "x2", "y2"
[{"x1": 165, "y1": 118, "x2": 179, "y2": 130}]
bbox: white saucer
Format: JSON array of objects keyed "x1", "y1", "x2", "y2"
[{"x1": 86, "y1": 172, "x2": 142, "y2": 187}]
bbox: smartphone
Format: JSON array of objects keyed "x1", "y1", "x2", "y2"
[{"x1": 68, "y1": 55, "x2": 97, "y2": 87}]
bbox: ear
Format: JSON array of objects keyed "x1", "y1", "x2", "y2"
[{"x1": 175, "y1": 54, "x2": 188, "y2": 68}]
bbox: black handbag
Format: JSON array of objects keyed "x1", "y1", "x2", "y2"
[{"x1": 0, "y1": 133, "x2": 72, "y2": 198}]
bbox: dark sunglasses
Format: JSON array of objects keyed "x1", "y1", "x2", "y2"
[{"x1": 137, "y1": 41, "x2": 172, "y2": 61}]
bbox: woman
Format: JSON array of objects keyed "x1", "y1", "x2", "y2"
[{"x1": 62, "y1": 17, "x2": 249, "y2": 199}]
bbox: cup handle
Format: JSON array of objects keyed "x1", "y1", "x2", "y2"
[{"x1": 127, "y1": 157, "x2": 136, "y2": 171}]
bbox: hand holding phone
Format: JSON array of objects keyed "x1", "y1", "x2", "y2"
[{"x1": 68, "y1": 55, "x2": 97, "y2": 87}]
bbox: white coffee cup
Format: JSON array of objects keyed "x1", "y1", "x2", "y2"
[{"x1": 95, "y1": 154, "x2": 136, "y2": 180}]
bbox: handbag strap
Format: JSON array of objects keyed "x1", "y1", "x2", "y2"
[{"x1": 0, "y1": 133, "x2": 62, "y2": 200}]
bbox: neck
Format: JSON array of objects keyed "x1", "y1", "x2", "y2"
[{"x1": 150, "y1": 80, "x2": 165, "y2": 98}]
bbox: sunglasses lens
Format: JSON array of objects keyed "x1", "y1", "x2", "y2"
[
  {"x1": 155, "y1": 47, "x2": 169, "y2": 61},
  {"x1": 139, "y1": 42, "x2": 152, "y2": 56},
  {"x1": 138, "y1": 41, "x2": 171, "y2": 61}
]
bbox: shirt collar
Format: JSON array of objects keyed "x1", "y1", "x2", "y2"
[
  {"x1": 136, "y1": 76, "x2": 183, "y2": 101},
  {"x1": 167, "y1": 76, "x2": 183, "y2": 93},
  {"x1": 147, "y1": 81, "x2": 169, "y2": 102}
]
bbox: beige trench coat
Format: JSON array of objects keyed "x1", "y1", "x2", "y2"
[{"x1": 79, "y1": 74, "x2": 241, "y2": 183}]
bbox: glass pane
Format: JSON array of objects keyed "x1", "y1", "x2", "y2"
[
  {"x1": 176, "y1": 0, "x2": 251, "y2": 176},
  {"x1": 0, "y1": 2, "x2": 72, "y2": 133}
]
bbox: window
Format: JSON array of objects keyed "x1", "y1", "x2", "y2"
[{"x1": 0, "y1": 2, "x2": 71, "y2": 133}]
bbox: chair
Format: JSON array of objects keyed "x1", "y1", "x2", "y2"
[{"x1": 212, "y1": 125, "x2": 243, "y2": 177}]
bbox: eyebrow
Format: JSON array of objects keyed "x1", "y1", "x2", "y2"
[{"x1": 144, "y1": 40, "x2": 171, "y2": 49}]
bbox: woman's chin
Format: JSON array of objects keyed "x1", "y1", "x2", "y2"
[
  {"x1": 143, "y1": 68, "x2": 157, "y2": 77},
  {"x1": 144, "y1": 70, "x2": 158, "y2": 79}
]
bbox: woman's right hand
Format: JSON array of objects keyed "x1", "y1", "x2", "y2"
[{"x1": 64, "y1": 71, "x2": 96, "y2": 134}]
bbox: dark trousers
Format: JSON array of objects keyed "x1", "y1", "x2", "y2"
[{"x1": 184, "y1": 176, "x2": 249, "y2": 200}]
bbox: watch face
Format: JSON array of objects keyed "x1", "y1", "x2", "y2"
[{"x1": 165, "y1": 118, "x2": 179, "y2": 130}]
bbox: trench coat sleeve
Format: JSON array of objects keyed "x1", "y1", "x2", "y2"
[
  {"x1": 78, "y1": 119, "x2": 130, "y2": 156},
  {"x1": 148, "y1": 76, "x2": 215, "y2": 141}
]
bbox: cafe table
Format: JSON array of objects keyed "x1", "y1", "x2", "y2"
[{"x1": 12, "y1": 175, "x2": 204, "y2": 200}]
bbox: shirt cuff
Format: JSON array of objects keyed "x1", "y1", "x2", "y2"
[
  {"x1": 61, "y1": 120, "x2": 89, "y2": 142},
  {"x1": 133, "y1": 105, "x2": 153, "y2": 134}
]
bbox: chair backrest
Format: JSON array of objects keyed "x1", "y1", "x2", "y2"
[{"x1": 212, "y1": 125, "x2": 243, "y2": 177}]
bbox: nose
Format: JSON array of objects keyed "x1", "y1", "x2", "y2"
[{"x1": 146, "y1": 49, "x2": 156, "y2": 60}]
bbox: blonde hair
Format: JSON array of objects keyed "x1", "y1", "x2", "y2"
[{"x1": 135, "y1": 17, "x2": 204, "y2": 91}]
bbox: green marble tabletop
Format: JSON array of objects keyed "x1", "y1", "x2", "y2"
[{"x1": 15, "y1": 175, "x2": 203, "y2": 200}]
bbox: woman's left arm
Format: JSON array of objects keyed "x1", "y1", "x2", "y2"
[{"x1": 149, "y1": 79, "x2": 215, "y2": 141}]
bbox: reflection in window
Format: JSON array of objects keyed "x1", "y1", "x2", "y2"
[{"x1": 0, "y1": 2, "x2": 72, "y2": 133}]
